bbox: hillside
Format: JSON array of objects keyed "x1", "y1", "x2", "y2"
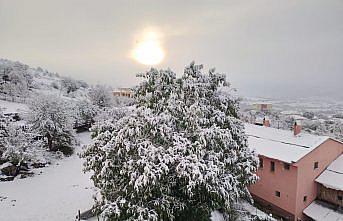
[{"x1": 0, "y1": 58, "x2": 89, "y2": 104}]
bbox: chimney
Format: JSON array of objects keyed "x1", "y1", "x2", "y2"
[
  {"x1": 263, "y1": 117, "x2": 270, "y2": 127},
  {"x1": 294, "y1": 121, "x2": 302, "y2": 136}
]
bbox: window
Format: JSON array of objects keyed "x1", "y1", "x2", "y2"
[
  {"x1": 338, "y1": 195, "x2": 343, "y2": 201},
  {"x1": 275, "y1": 191, "x2": 281, "y2": 197},
  {"x1": 314, "y1": 162, "x2": 319, "y2": 169},
  {"x1": 259, "y1": 158, "x2": 264, "y2": 168},
  {"x1": 284, "y1": 163, "x2": 290, "y2": 170},
  {"x1": 271, "y1": 161, "x2": 275, "y2": 172},
  {"x1": 303, "y1": 196, "x2": 307, "y2": 202}
]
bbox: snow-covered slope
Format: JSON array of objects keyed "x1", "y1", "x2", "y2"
[{"x1": 0, "y1": 58, "x2": 89, "y2": 103}]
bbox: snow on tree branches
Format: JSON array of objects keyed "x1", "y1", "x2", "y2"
[
  {"x1": 88, "y1": 85, "x2": 113, "y2": 108},
  {"x1": 28, "y1": 94, "x2": 75, "y2": 155},
  {"x1": 82, "y1": 62, "x2": 258, "y2": 221}
]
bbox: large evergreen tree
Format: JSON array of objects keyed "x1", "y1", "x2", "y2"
[{"x1": 82, "y1": 62, "x2": 258, "y2": 221}]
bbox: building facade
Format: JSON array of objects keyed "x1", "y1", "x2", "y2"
[
  {"x1": 246, "y1": 123, "x2": 343, "y2": 221},
  {"x1": 112, "y1": 88, "x2": 133, "y2": 98},
  {"x1": 303, "y1": 154, "x2": 343, "y2": 220}
]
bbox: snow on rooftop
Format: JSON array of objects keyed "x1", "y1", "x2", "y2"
[
  {"x1": 303, "y1": 201, "x2": 343, "y2": 221},
  {"x1": 245, "y1": 123, "x2": 329, "y2": 163},
  {"x1": 316, "y1": 154, "x2": 343, "y2": 191}
]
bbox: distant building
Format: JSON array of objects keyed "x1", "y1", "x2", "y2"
[
  {"x1": 253, "y1": 103, "x2": 272, "y2": 112},
  {"x1": 246, "y1": 123, "x2": 343, "y2": 221},
  {"x1": 112, "y1": 88, "x2": 133, "y2": 98}
]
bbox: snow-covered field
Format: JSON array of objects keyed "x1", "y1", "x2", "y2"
[
  {"x1": 0, "y1": 132, "x2": 95, "y2": 221},
  {"x1": 0, "y1": 100, "x2": 28, "y2": 114}
]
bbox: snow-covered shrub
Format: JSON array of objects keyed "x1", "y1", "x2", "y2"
[
  {"x1": 1, "y1": 124, "x2": 45, "y2": 166},
  {"x1": 61, "y1": 77, "x2": 80, "y2": 94},
  {"x1": 28, "y1": 94, "x2": 76, "y2": 155},
  {"x1": 73, "y1": 99, "x2": 97, "y2": 129},
  {"x1": 88, "y1": 85, "x2": 113, "y2": 108},
  {"x1": 82, "y1": 62, "x2": 258, "y2": 221}
]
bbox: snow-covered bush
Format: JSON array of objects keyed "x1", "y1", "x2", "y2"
[
  {"x1": 1, "y1": 124, "x2": 45, "y2": 166},
  {"x1": 28, "y1": 94, "x2": 76, "y2": 155},
  {"x1": 88, "y1": 85, "x2": 113, "y2": 108},
  {"x1": 82, "y1": 62, "x2": 258, "y2": 221},
  {"x1": 73, "y1": 99, "x2": 97, "y2": 129},
  {"x1": 61, "y1": 77, "x2": 80, "y2": 94}
]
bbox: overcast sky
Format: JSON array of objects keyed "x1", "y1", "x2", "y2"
[{"x1": 1, "y1": 0, "x2": 342, "y2": 99}]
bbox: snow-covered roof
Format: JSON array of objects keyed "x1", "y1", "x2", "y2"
[
  {"x1": 245, "y1": 123, "x2": 329, "y2": 163},
  {"x1": 113, "y1": 88, "x2": 133, "y2": 92},
  {"x1": 255, "y1": 117, "x2": 264, "y2": 124},
  {"x1": 303, "y1": 201, "x2": 343, "y2": 221},
  {"x1": 315, "y1": 154, "x2": 343, "y2": 191}
]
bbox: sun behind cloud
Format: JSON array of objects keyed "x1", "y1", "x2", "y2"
[{"x1": 132, "y1": 30, "x2": 165, "y2": 65}]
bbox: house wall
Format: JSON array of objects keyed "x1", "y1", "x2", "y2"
[
  {"x1": 294, "y1": 139, "x2": 343, "y2": 221},
  {"x1": 253, "y1": 103, "x2": 272, "y2": 112},
  {"x1": 249, "y1": 156, "x2": 298, "y2": 220},
  {"x1": 317, "y1": 184, "x2": 343, "y2": 207}
]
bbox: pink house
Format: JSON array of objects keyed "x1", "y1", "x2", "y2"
[
  {"x1": 245, "y1": 123, "x2": 343, "y2": 221},
  {"x1": 304, "y1": 154, "x2": 343, "y2": 220}
]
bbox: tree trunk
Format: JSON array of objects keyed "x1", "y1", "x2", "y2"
[{"x1": 47, "y1": 133, "x2": 53, "y2": 151}]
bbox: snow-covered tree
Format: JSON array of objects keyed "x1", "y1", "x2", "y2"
[
  {"x1": 82, "y1": 62, "x2": 258, "y2": 221},
  {"x1": 1, "y1": 124, "x2": 44, "y2": 165},
  {"x1": 88, "y1": 85, "x2": 113, "y2": 108},
  {"x1": 73, "y1": 99, "x2": 97, "y2": 128},
  {"x1": 0, "y1": 59, "x2": 33, "y2": 99},
  {"x1": 0, "y1": 110, "x2": 8, "y2": 158},
  {"x1": 61, "y1": 77, "x2": 79, "y2": 94},
  {"x1": 304, "y1": 119, "x2": 343, "y2": 142},
  {"x1": 93, "y1": 106, "x2": 130, "y2": 125},
  {"x1": 28, "y1": 94, "x2": 75, "y2": 154}
]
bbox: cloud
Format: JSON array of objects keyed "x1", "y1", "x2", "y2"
[{"x1": 0, "y1": 0, "x2": 342, "y2": 99}]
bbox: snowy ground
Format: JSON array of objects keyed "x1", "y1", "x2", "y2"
[
  {"x1": 0, "y1": 99, "x2": 28, "y2": 114},
  {"x1": 0, "y1": 131, "x2": 271, "y2": 221},
  {"x1": 0, "y1": 132, "x2": 95, "y2": 221}
]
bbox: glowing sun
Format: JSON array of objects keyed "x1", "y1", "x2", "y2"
[{"x1": 132, "y1": 31, "x2": 165, "y2": 65}]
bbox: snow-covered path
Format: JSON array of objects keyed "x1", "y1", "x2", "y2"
[{"x1": 0, "y1": 132, "x2": 95, "y2": 221}]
